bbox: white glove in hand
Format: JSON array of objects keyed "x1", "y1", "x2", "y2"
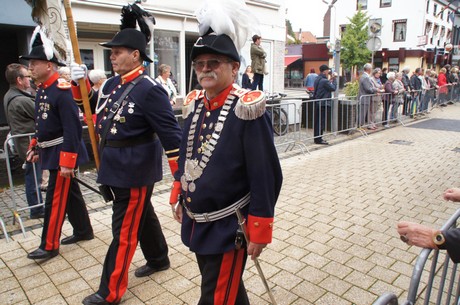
[{"x1": 70, "y1": 63, "x2": 88, "y2": 83}]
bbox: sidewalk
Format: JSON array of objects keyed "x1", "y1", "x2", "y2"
[{"x1": 1, "y1": 103, "x2": 460, "y2": 304}]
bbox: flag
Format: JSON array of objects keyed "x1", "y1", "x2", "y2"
[{"x1": 24, "y1": 0, "x2": 68, "y2": 63}]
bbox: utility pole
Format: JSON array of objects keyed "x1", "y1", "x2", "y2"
[{"x1": 333, "y1": 39, "x2": 341, "y2": 133}]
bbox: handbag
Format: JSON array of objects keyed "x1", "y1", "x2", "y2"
[{"x1": 263, "y1": 61, "x2": 269, "y2": 75}]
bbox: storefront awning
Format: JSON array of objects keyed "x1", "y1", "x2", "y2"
[{"x1": 284, "y1": 55, "x2": 302, "y2": 68}]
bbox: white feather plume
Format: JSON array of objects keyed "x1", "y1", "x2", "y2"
[
  {"x1": 195, "y1": 0, "x2": 260, "y2": 52},
  {"x1": 30, "y1": 26, "x2": 54, "y2": 61}
]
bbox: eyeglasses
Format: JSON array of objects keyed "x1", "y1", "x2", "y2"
[{"x1": 192, "y1": 59, "x2": 231, "y2": 71}]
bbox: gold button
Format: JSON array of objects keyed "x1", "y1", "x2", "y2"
[
  {"x1": 254, "y1": 222, "x2": 260, "y2": 227},
  {"x1": 206, "y1": 112, "x2": 211, "y2": 117},
  {"x1": 187, "y1": 197, "x2": 192, "y2": 202},
  {"x1": 202, "y1": 123, "x2": 207, "y2": 129},
  {"x1": 213, "y1": 102, "x2": 218, "y2": 107},
  {"x1": 199, "y1": 135, "x2": 204, "y2": 141},
  {"x1": 206, "y1": 134, "x2": 211, "y2": 140},
  {"x1": 197, "y1": 148, "x2": 202, "y2": 154}
]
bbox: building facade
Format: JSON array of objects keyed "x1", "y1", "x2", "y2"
[
  {"x1": 0, "y1": 0, "x2": 286, "y2": 125},
  {"x1": 327, "y1": 0, "x2": 459, "y2": 72}
]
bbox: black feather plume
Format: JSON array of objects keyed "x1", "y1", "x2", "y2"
[{"x1": 120, "y1": 3, "x2": 155, "y2": 42}]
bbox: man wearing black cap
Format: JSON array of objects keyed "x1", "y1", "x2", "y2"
[
  {"x1": 168, "y1": 7, "x2": 283, "y2": 303},
  {"x1": 312, "y1": 64, "x2": 337, "y2": 145},
  {"x1": 72, "y1": 26, "x2": 182, "y2": 305},
  {"x1": 20, "y1": 27, "x2": 94, "y2": 260},
  {"x1": 250, "y1": 34, "x2": 267, "y2": 91}
]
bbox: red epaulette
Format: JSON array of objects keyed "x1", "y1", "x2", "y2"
[
  {"x1": 232, "y1": 84, "x2": 266, "y2": 120},
  {"x1": 182, "y1": 89, "x2": 204, "y2": 119},
  {"x1": 57, "y1": 78, "x2": 71, "y2": 90}
]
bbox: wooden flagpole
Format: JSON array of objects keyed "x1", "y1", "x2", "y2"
[{"x1": 62, "y1": 0, "x2": 100, "y2": 170}]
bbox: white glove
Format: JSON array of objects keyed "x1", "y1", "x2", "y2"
[{"x1": 70, "y1": 63, "x2": 88, "y2": 83}]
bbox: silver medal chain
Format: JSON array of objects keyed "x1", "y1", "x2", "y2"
[{"x1": 181, "y1": 94, "x2": 235, "y2": 192}]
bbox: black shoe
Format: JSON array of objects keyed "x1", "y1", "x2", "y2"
[
  {"x1": 30, "y1": 211, "x2": 45, "y2": 219},
  {"x1": 134, "y1": 263, "x2": 170, "y2": 278},
  {"x1": 82, "y1": 293, "x2": 118, "y2": 305},
  {"x1": 27, "y1": 248, "x2": 59, "y2": 260},
  {"x1": 315, "y1": 140, "x2": 329, "y2": 145},
  {"x1": 61, "y1": 234, "x2": 94, "y2": 245}
]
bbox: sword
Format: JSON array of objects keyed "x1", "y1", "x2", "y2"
[{"x1": 235, "y1": 208, "x2": 277, "y2": 305}]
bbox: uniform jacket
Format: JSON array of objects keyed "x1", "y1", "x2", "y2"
[
  {"x1": 250, "y1": 43, "x2": 266, "y2": 74},
  {"x1": 358, "y1": 72, "x2": 378, "y2": 104},
  {"x1": 75, "y1": 66, "x2": 182, "y2": 188},
  {"x1": 3, "y1": 86, "x2": 36, "y2": 159},
  {"x1": 175, "y1": 84, "x2": 283, "y2": 255},
  {"x1": 35, "y1": 72, "x2": 88, "y2": 170}
]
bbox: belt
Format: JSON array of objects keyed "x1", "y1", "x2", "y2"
[
  {"x1": 37, "y1": 136, "x2": 63, "y2": 148},
  {"x1": 104, "y1": 133, "x2": 158, "y2": 148},
  {"x1": 183, "y1": 193, "x2": 250, "y2": 223}
]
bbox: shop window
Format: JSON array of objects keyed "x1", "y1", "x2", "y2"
[
  {"x1": 388, "y1": 58, "x2": 399, "y2": 72},
  {"x1": 393, "y1": 20, "x2": 407, "y2": 42},
  {"x1": 153, "y1": 30, "x2": 181, "y2": 94}
]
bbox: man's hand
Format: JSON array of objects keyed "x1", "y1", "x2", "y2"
[
  {"x1": 60, "y1": 166, "x2": 75, "y2": 179},
  {"x1": 169, "y1": 181, "x2": 182, "y2": 223},
  {"x1": 70, "y1": 63, "x2": 88, "y2": 83},
  {"x1": 247, "y1": 242, "x2": 267, "y2": 260},
  {"x1": 397, "y1": 221, "x2": 437, "y2": 249},
  {"x1": 171, "y1": 202, "x2": 183, "y2": 223},
  {"x1": 444, "y1": 188, "x2": 460, "y2": 202}
]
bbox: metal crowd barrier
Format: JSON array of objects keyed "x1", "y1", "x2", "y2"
[
  {"x1": 373, "y1": 208, "x2": 460, "y2": 305},
  {"x1": 2, "y1": 132, "x2": 43, "y2": 239}
]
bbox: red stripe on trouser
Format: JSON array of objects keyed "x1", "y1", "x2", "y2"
[
  {"x1": 106, "y1": 187, "x2": 146, "y2": 303},
  {"x1": 214, "y1": 249, "x2": 245, "y2": 305},
  {"x1": 45, "y1": 173, "x2": 71, "y2": 250}
]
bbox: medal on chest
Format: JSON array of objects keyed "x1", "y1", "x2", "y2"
[{"x1": 181, "y1": 95, "x2": 235, "y2": 193}]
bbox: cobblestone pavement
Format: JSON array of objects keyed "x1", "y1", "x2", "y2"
[{"x1": 1, "y1": 102, "x2": 460, "y2": 304}]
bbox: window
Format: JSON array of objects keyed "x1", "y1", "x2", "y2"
[
  {"x1": 340, "y1": 24, "x2": 347, "y2": 35},
  {"x1": 388, "y1": 57, "x2": 399, "y2": 72},
  {"x1": 447, "y1": 29, "x2": 452, "y2": 40},
  {"x1": 433, "y1": 24, "x2": 439, "y2": 36},
  {"x1": 426, "y1": 0, "x2": 430, "y2": 13},
  {"x1": 380, "y1": 0, "x2": 391, "y2": 8},
  {"x1": 440, "y1": 26, "x2": 446, "y2": 37},
  {"x1": 153, "y1": 30, "x2": 181, "y2": 93},
  {"x1": 393, "y1": 20, "x2": 407, "y2": 42},
  {"x1": 425, "y1": 21, "x2": 432, "y2": 35},
  {"x1": 434, "y1": 4, "x2": 437, "y2": 16},
  {"x1": 357, "y1": 0, "x2": 367, "y2": 10}
]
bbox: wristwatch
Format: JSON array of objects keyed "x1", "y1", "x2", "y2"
[{"x1": 433, "y1": 231, "x2": 446, "y2": 246}]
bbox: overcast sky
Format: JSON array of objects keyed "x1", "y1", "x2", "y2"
[{"x1": 285, "y1": 0, "x2": 329, "y2": 37}]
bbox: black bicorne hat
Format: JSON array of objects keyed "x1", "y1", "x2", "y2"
[
  {"x1": 20, "y1": 27, "x2": 66, "y2": 66},
  {"x1": 100, "y1": 28, "x2": 153, "y2": 63},
  {"x1": 191, "y1": 29, "x2": 240, "y2": 63}
]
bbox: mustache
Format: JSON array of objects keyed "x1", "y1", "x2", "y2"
[{"x1": 198, "y1": 71, "x2": 217, "y2": 81}]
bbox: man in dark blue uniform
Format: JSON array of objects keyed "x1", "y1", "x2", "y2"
[
  {"x1": 72, "y1": 27, "x2": 182, "y2": 305},
  {"x1": 169, "y1": 17, "x2": 283, "y2": 305},
  {"x1": 20, "y1": 28, "x2": 93, "y2": 260}
]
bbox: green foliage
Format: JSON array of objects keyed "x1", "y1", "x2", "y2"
[
  {"x1": 343, "y1": 80, "x2": 359, "y2": 97},
  {"x1": 340, "y1": 8, "x2": 371, "y2": 70},
  {"x1": 286, "y1": 19, "x2": 301, "y2": 44}
]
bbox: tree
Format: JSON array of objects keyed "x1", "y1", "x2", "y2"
[
  {"x1": 285, "y1": 19, "x2": 300, "y2": 44},
  {"x1": 340, "y1": 7, "x2": 371, "y2": 80}
]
